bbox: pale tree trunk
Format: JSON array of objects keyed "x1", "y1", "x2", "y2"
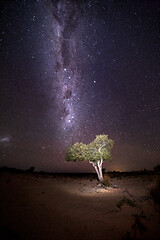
[{"x1": 89, "y1": 159, "x2": 104, "y2": 182}]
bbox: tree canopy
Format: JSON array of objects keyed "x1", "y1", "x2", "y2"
[{"x1": 66, "y1": 134, "x2": 114, "y2": 182}]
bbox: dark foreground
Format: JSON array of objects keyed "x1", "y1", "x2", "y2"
[{"x1": 0, "y1": 170, "x2": 160, "y2": 240}]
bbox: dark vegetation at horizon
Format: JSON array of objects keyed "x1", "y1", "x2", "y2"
[{"x1": 0, "y1": 165, "x2": 160, "y2": 178}]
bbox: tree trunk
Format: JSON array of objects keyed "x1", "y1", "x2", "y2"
[
  {"x1": 97, "y1": 162, "x2": 103, "y2": 182},
  {"x1": 90, "y1": 160, "x2": 104, "y2": 182}
]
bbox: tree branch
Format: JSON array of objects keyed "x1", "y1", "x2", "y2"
[
  {"x1": 98, "y1": 143, "x2": 106, "y2": 154},
  {"x1": 100, "y1": 158, "x2": 103, "y2": 166}
]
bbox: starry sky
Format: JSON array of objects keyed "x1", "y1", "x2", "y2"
[{"x1": 0, "y1": 0, "x2": 160, "y2": 172}]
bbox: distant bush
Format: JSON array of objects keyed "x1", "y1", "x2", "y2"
[
  {"x1": 153, "y1": 164, "x2": 160, "y2": 173},
  {"x1": 26, "y1": 166, "x2": 35, "y2": 173},
  {"x1": 150, "y1": 176, "x2": 160, "y2": 208}
]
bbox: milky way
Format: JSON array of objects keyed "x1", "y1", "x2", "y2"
[{"x1": 48, "y1": 0, "x2": 83, "y2": 144}]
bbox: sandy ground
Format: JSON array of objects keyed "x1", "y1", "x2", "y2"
[{"x1": 0, "y1": 172, "x2": 159, "y2": 240}]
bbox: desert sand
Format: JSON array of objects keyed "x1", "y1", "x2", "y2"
[{"x1": 0, "y1": 171, "x2": 159, "y2": 240}]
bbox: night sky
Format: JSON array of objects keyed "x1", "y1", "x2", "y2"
[{"x1": 0, "y1": 0, "x2": 160, "y2": 172}]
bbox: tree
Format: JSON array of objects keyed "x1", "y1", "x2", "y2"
[{"x1": 66, "y1": 135, "x2": 114, "y2": 182}]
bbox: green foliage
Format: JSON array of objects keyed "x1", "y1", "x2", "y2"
[
  {"x1": 117, "y1": 196, "x2": 136, "y2": 209},
  {"x1": 66, "y1": 134, "x2": 114, "y2": 164},
  {"x1": 66, "y1": 142, "x2": 88, "y2": 162},
  {"x1": 87, "y1": 135, "x2": 114, "y2": 162}
]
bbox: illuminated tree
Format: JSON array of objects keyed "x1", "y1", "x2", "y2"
[{"x1": 66, "y1": 135, "x2": 114, "y2": 182}]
